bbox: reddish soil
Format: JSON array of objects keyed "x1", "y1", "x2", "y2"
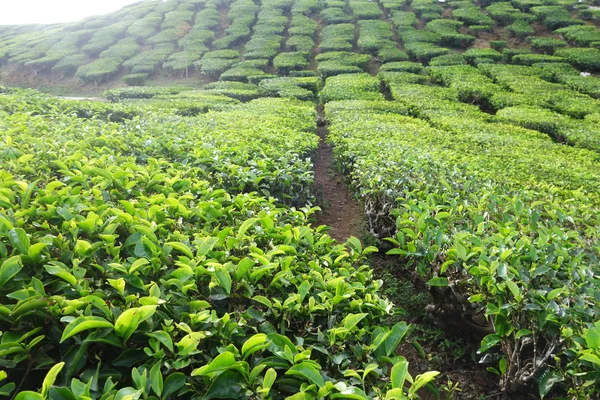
[{"x1": 313, "y1": 109, "x2": 363, "y2": 243}]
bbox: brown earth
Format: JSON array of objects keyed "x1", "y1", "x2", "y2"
[{"x1": 313, "y1": 109, "x2": 363, "y2": 243}]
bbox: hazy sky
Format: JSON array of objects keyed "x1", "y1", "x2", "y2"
[{"x1": 0, "y1": 0, "x2": 146, "y2": 25}]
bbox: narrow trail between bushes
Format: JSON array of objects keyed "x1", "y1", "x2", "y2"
[{"x1": 313, "y1": 106, "x2": 363, "y2": 243}]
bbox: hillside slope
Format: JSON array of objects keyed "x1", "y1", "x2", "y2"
[{"x1": 0, "y1": 0, "x2": 599, "y2": 92}]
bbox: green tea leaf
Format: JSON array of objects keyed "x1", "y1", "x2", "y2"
[
  {"x1": 242, "y1": 333, "x2": 269, "y2": 359},
  {"x1": 390, "y1": 358, "x2": 408, "y2": 389},
  {"x1": 0, "y1": 256, "x2": 22, "y2": 289},
  {"x1": 343, "y1": 313, "x2": 368, "y2": 330},
  {"x1": 150, "y1": 362, "x2": 163, "y2": 396},
  {"x1": 166, "y1": 242, "x2": 193, "y2": 258},
  {"x1": 9, "y1": 228, "x2": 30, "y2": 255},
  {"x1": 286, "y1": 362, "x2": 324, "y2": 388},
  {"x1": 214, "y1": 266, "x2": 232, "y2": 294},
  {"x1": 539, "y1": 369, "x2": 563, "y2": 399},
  {"x1": 42, "y1": 362, "x2": 65, "y2": 397},
  {"x1": 162, "y1": 373, "x2": 186, "y2": 398},
  {"x1": 60, "y1": 316, "x2": 114, "y2": 343},
  {"x1": 14, "y1": 391, "x2": 44, "y2": 400},
  {"x1": 115, "y1": 305, "x2": 157, "y2": 341},
  {"x1": 426, "y1": 277, "x2": 448, "y2": 287},
  {"x1": 191, "y1": 351, "x2": 236, "y2": 376}
]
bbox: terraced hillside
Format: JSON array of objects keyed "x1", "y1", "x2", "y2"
[{"x1": 1, "y1": 0, "x2": 600, "y2": 399}]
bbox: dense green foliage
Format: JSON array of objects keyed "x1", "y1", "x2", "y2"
[
  {"x1": 2, "y1": 0, "x2": 600, "y2": 398},
  {"x1": 0, "y1": 89, "x2": 442, "y2": 400}
]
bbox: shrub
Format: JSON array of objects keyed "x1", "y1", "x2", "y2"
[
  {"x1": 370, "y1": 44, "x2": 401, "y2": 61},
  {"x1": 52, "y1": 53, "x2": 88, "y2": 75},
  {"x1": 379, "y1": 71, "x2": 430, "y2": 85},
  {"x1": 104, "y1": 86, "x2": 191, "y2": 101},
  {"x1": 556, "y1": 25, "x2": 600, "y2": 46},
  {"x1": 502, "y1": 47, "x2": 532, "y2": 61},
  {"x1": 316, "y1": 51, "x2": 371, "y2": 68},
  {"x1": 358, "y1": 20, "x2": 396, "y2": 54},
  {"x1": 556, "y1": 47, "x2": 600, "y2": 71},
  {"x1": 122, "y1": 73, "x2": 148, "y2": 86},
  {"x1": 273, "y1": 52, "x2": 309, "y2": 74},
  {"x1": 320, "y1": 7, "x2": 353, "y2": 23},
  {"x1": 1, "y1": 92, "x2": 440, "y2": 400},
  {"x1": 204, "y1": 81, "x2": 262, "y2": 101},
  {"x1": 381, "y1": 0, "x2": 407, "y2": 11},
  {"x1": 512, "y1": 53, "x2": 566, "y2": 65},
  {"x1": 495, "y1": 106, "x2": 569, "y2": 136},
  {"x1": 529, "y1": 37, "x2": 567, "y2": 54},
  {"x1": 558, "y1": 74, "x2": 600, "y2": 98},
  {"x1": 453, "y1": 6, "x2": 494, "y2": 26},
  {"x1": 321, "y1": 73, "x2": 384, "y2": 102},
  {"x1": 319, "y1": 23, "x2": 355, "y2": 52},
  {"x1": 507, "y1": 19, "x2": 535, "y2": 39},
  {"x1": 427, "y1": 19, "x2": 475, "y2": 47},
  {"x1": 349, "y1": 0, "x2": 384, "y2": 18},
  {"x1": 258, "y1": 77, "x2": 315, "y2": 100},
  {"x1": 511, "y1": 0, "x2": 543, "y2": 12},
  {"x1": 532, "y1": 62, "x2": 579, "y2": 80},
  {"x1": 76, "y1": 57, "x2": 123, "y2": 84},
  {"x1": 391, "y1": 10, "x2": 418, "y2": 27},
  {"x1": 489, "y1": 40, "x2": 508, "y2": 51},
  {"x1": 127, "y1": 15, "x2": 162, "y2": 38},
  {"x1": 220, "y1": 67, "x2": 267, "y2": 82},
  {"x1": 428, "y1": 53, "x2": 467, "y2": 66},
  {"x1": 380, "y1": 61, "x2": 424, "y2": 73},
  {"x1": 163, "y1": 50, "x2": 204, "y2": 74},
  {"x1": 286, "y1": 35, "x2": 314, "y2": 52},
  {"x1": 463, "y1": 48, "x2": 503, "y2": 64},
  {"x1": 405, "y1": 42, "x2": 452, "y2": 62},
  {"x1": 124, "y1": 47, "x2": 173, "y2": 74},
  {"x1": 487, "y1": 2, "x2": 531, "y2": 25},
  {"x1": 99, "y1": 38, "x2": 141, "y2": 60}
]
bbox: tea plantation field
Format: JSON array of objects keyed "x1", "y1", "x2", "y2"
[{"x1": 1, "y1": 0, "x2": 600, "y2": 398}]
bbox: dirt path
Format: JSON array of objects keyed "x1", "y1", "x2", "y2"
[{"x1": 313, "y1": 107, "x2": 363, "y2": 243}]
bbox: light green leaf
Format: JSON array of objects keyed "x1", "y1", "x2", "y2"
[
  {"x1": 480, "y1": 334, "x2": 502, "y2": 353},
  {"x1": 506, "y1": 280, "x2": 522, "y2": 301},
  {"x1": 114, "y1": 305, "x2": 157, "y2": 341},
  {"x1": 42, "y1": 362, "x2": 65, "y2": 397},
  {"x1": 9, "y1": 228, "x2": 30, "y2": 255},
  {"x1": 44, "y1": 262, "x2": 77, "y2": 287},
  {"x1": 195, "y1": 237, "x2": 219, "y2": 256},
  {"x1": 390, "y1": 358, "x2": 408, "y2": 389},
  {"x1": 150, "y1": 362, "x2": 163, "y2": 396},
  {"x1": 60, "y1": 316, "x2": 114, "y2": 343},
  {"x1": 409, "y1": 371, "x2": 440, "y2": 396},
  {"x1": 14, "y1": 391, "x2": 44, "y2": 400},
  {"x1": 0, "y1": 256, "x2": 22, "y2": 289},
  {"x1": 237, "y1": 218, "x2": 258, "y2": 239},
  {"x1": 252, "y1": 296, "x2": 272, "y2": 309},
  {"x1": 584, "y1": 323, "x2": 600, "y2": 350},
  {"x1": 286, "y1": 362, "x2": 324, "y2": 388},
  {"x1": 191, "y1": 351, "x2": 236, "y2": 376},
  {"x1": 385, "y1": 322, "x2": 409, "y2": 357},
  {"x1": 242, "y1": 334, "x2": 269, "y2": 359},
  {"x1": 547, "y1": 288, "x2": 562, "y2": 301},
  {"x1": 426, "y1": 277, "x2": 448, "y2": 287},
  {"x1": 214, "y1": 266, "x2": 232, "y2": 294},
  {"x1": 74, "y1": 240, "x2": 91, "y2": 256},
  {"x1": 343, "y1": 313, "x2": 368, "y2": 330},
  {"x1": 166, "y1": 242, "x2": 193, "y2": 258},
  {"x1": 263, "y1": 368, "x2": 276, "y2": 390}
]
